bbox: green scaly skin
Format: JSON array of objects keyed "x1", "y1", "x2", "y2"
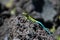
[
  {"x1": 22, "y1": 12, "x2": 37, "y2": 23},
  {"x1": 22, "y1": 12, "x2": 51, "y2": 35}
]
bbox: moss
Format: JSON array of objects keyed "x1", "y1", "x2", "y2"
[
  {"x1": 11, "y1": 8, "x2": 16, "y2": 15},
  {"x1": 56, "y1": 35, "x2": 60, "y2": 40},
  {"x1": 5, "y1": 0, "x2": 13, "y2": 8},
  {"x1": 50, "y1": 26, "x2": 55, "y2": 33}
]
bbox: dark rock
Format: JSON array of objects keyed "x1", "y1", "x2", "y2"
[{"x1": 32, "y1": 0, "x2": 45, "y2": 13}]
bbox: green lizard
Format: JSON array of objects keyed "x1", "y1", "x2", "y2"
[{"x1": 22, "y1": 11, "x2": 51, "y2": 35}]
